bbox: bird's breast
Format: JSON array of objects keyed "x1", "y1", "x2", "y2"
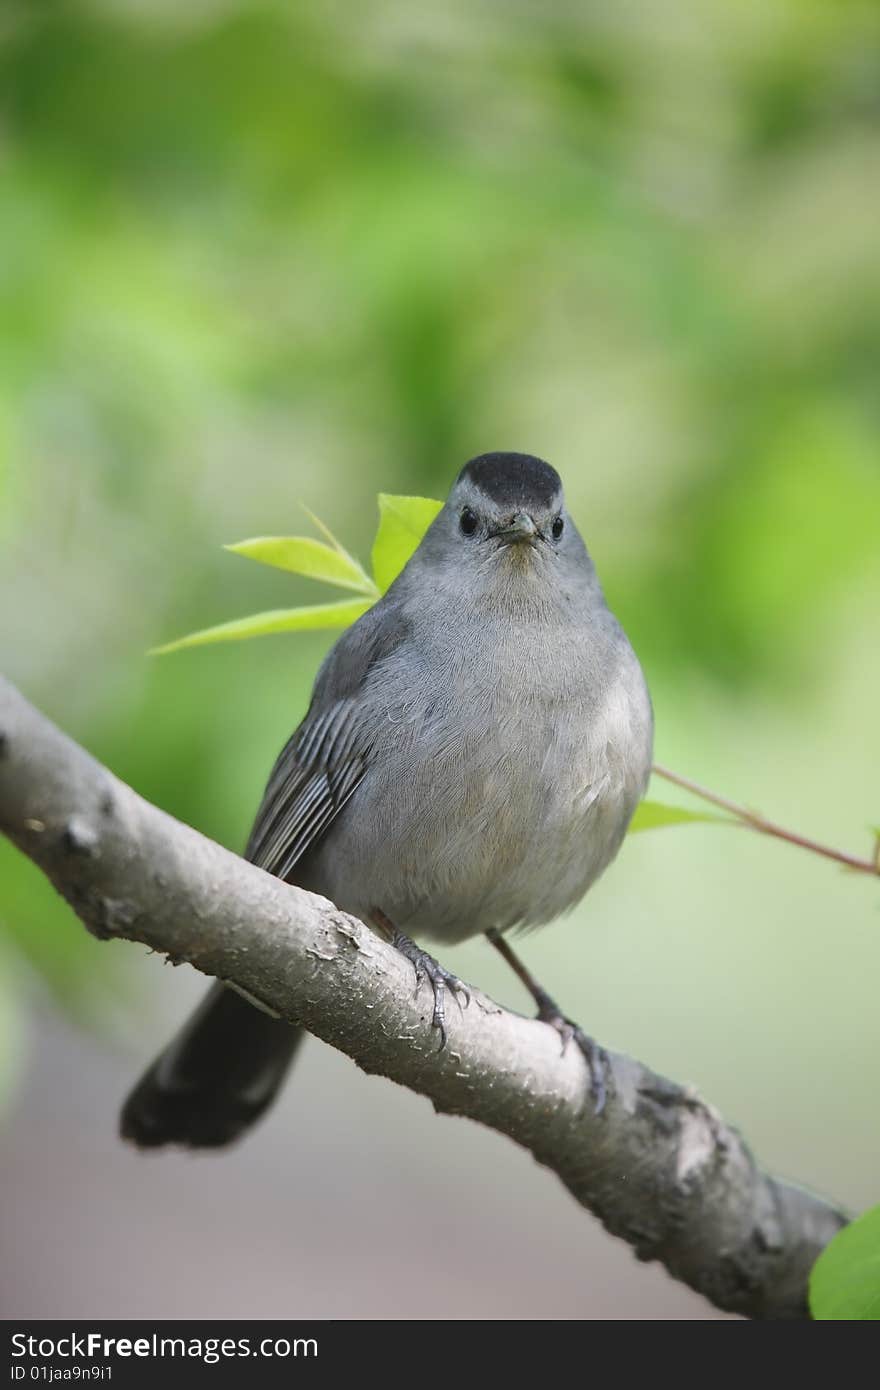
[{"x1": 334, "y1": 627, "x2": 650, "y2": 943}]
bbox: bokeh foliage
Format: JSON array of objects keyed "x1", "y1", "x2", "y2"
[
  {"x1": 1, "y1": 1, "x2": 879, "y2": 1090},
  {"x1": 810, "y1": 1204, "x2": 880, "y2": 1319}
]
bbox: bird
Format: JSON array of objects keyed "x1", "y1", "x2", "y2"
[{"x1": 121, "y1": 452, "x2": 654, "y2": 1148}]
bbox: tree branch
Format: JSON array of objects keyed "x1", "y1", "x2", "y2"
[{"x1": 0, "y1": 675, "x2": 847, "y2": 1319}]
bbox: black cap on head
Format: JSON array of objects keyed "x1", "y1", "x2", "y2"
[{"x1": 458, "y1": 453, "x2": 561, "y2": 511}]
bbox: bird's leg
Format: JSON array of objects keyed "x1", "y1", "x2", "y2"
[
  {"x1": 371, "y1": 908, "x2": 469, "y2": 1051},
  {"x1": 485, "y1": 928, "x2": 610, "y2": 1115}
]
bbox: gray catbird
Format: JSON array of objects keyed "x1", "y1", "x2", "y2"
[{"x1": 122, "y1": 452, "x2": 653, "y2": 1147}]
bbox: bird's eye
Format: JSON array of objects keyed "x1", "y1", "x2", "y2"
[
  {"x1": 551, "y1": 515, "x2": 564, "y2": 540},
  {"x1": 459, "y1": 507, "x2": 479, "y2": 536}
]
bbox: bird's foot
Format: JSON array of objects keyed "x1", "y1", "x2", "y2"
[
  {"x1": 484, "y1": 930, "x2": 610, "y2": 1116},
  {"x1": 371, "y1": 910, "x2": 469, "y2": 1050},
  {"x1": 533, "y1": 987, "x2": 610, "y2": 1116}
]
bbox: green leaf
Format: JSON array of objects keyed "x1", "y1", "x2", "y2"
[
  {"x1": 151, "y1": 599, "x2": 374, "y2": 654},
  {"x1": 628, "y1": 800, "x2": 730, "y2": 833},
  {"x1": 298, "y1": 503, "x2": 354, "y2": 557},
  {"x1": 225, "y1": 536, "x2": 377, "y2": 596},
  {"x1": 810, "y1": 1206, "x2": 880, "y2": 1320},
  {"x1": 371, "y1": 494, "x2": 443, "y2": 593}
]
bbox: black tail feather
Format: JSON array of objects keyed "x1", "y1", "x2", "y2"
[{"x1": 120, "y1": 983, "x2": 304, "y2": 1150}]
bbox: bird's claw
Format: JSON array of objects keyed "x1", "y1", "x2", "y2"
[
  {"x1": 393, "y1": 934, "x2": 469, "y2": 1051},
  {"x1": 371, "y1": 912, "x2": 469, "y2": 1052},
  {"x1": 536, "y1": 996, "x2": 610, "y2": 1116}
]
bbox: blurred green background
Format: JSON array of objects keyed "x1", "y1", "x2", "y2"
[{"x1": 1, "y1": 0, "x2": 879, "y2": 1320}]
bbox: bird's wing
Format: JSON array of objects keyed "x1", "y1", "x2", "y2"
[
  {"x1": 244, "y1": 599, "x2": 406, "y2": 881},
  {"x1": 244, "y1": 699, "x2": 367, "y2": 880}
]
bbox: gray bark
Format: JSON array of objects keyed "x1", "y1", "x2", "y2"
[{"x1": 0, "y1": 674, "x2": 847, "y2": 1318}]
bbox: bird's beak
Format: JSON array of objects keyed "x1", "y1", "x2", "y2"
[{"x1": 496, "y1": 512, "x2": 539, "y2": 544}]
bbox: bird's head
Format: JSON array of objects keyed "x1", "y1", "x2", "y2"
[
  {"x1": 409, "y1": 452, "x2": 598, "y2": 615},
  {"x1": 450, "y1": 452, "x2": 566, "y2": 554}
]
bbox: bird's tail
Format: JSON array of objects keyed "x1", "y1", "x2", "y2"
[{"x1": 120, "y1": 982, "x2": 304, "y2": 1149}]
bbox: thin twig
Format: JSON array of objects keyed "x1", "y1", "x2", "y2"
[{"x1": 652, "y1": 763, "x2": 879, "y2": 879}]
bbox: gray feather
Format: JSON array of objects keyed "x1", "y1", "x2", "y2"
[{"x1": 245, "y1": 601, "x2": 408, "y2": 880}]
